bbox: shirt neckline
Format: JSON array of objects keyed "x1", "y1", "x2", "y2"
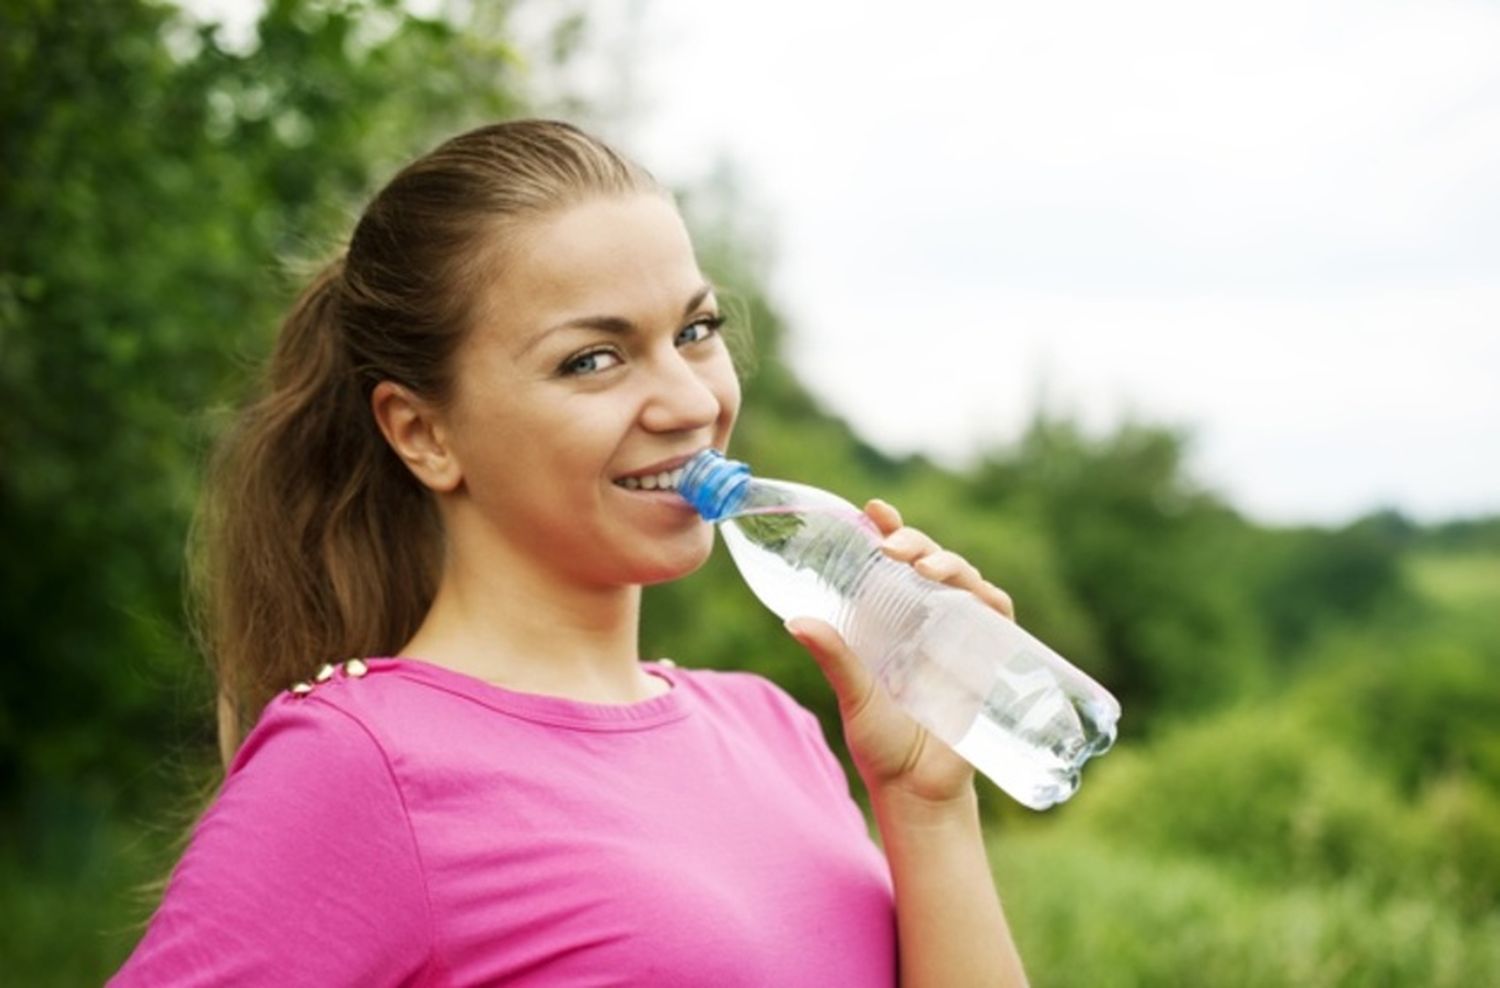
[{"x1": 368, "y1": 656, "x2": 692, "y2": 732}]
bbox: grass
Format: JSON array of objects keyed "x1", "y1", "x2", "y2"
[{"x1": 1407, "y1": 550, "x2": 1500, "y2": 612}]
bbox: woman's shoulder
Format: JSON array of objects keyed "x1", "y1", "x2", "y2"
[
  {"x1": 231, "y1": 658, "x2": 419, "y2": 777},
  {"x1": 113, "y1": 662, "x2": 434, "y2": 986},
  {"x1": 231, "y1": 672, "x2": 367, "y2": 771}
]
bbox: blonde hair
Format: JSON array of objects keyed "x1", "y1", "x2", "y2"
[{"x1": 188, "y1": 120, "x2": 661, "y2": 764}]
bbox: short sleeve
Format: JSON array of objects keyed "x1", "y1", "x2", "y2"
[{"x1": 109, "y1": 694, "x2": 437, "y2": 987}]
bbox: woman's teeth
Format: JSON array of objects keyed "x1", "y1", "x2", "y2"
[{"x1": 617, "y1": 467, "x2": 685, "y2": 491}]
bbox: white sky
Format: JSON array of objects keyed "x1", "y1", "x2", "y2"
[
  {"x1": 184, "y1": 0, "x2": 1500, "y2": 525},
  {"x1": 611, "y1": 0, "x2": 1500, "y2": 525}
]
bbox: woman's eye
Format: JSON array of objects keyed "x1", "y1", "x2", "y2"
[
  {"x1": 561, "y1": 348, "x2": 622, "y2": 377},
  {"x1": 676, "y1": 315, "x2": 725, "y2": 347}
]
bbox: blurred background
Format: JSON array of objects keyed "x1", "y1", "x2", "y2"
[{"x1": 3, "y1": 0, "x2": 1497, "y2": 983}]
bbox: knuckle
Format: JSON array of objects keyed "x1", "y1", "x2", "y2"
[
  {"x1": 916, "y1": 552, "x2": 955, "y2": 576},
  {"x1": 940, "y1": 551, "x2": 970, "y2": 574},
  {"x1": 904, "y1": 526, "x2": 930, "y2": 544},
  {"x1": 882, "y1": 530, "x2": 919, "y2": 556},
  {"x1": 844, "y1": 684, "x2": 878, "y2": 724}
]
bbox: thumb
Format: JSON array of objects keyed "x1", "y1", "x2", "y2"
[{"x1": 784, "y1": 617, "x2": 878, "y2": 721}]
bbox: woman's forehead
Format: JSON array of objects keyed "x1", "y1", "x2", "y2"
[{"x1": 473, "y1": 196, "x2": 708, "y2": 344}]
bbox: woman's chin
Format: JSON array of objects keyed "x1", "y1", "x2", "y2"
[{"x1": 630, "y1": 536, "x2": 716, "y2": 587}]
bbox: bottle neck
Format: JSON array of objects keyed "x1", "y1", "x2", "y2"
[{"x1": 678, "y1": 449, "x2": 752, "y2": 521}]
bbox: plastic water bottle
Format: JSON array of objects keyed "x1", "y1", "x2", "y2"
[{"x1": 678, "y1": 450, "x2": 1120, "y2": 810}]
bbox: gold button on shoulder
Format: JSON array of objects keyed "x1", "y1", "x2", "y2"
[
  {"x1": 289, "y1": 681, "x2": 314, "y2": 697},
  {"x1": 344, "y1": 658, "x2": 369, "y2": 678},
  {"x1": 314, "y1": 663, "x2": 336, "y2": 683}
]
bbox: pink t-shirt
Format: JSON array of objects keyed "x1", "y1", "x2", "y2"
[{"x1": 110, "y1": 657, "x2": 897, "y2": 986}]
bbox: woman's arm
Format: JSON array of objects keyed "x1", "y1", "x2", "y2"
[
  {"x1": 870, "y1": 782, "x2": 1027, "y2": 988},
  {"x1": 786, "y1": 498, "x2": 1029, "y2": 988},
  {"x1": 109, "y1": 695, "x2": 434, "y2": 987}
]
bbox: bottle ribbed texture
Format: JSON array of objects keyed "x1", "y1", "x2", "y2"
[{"x1": 837, "y1": 554, "x2": 933, "y2": 673}]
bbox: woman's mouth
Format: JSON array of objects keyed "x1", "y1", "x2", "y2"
[{"x1": 614, "y1": 467, "x2": 686, "y2": 492}]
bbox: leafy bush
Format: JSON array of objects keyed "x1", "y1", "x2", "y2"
[
  {"x1": 1068, "y1": 708, "x2": 1420, "y2": 896},
  {"x1": 994, "y1": 828, "x2": 1500, "y2": 988},
  {"x1": 1292, "y1": 618, "x2": 1500, "y2": 795}
]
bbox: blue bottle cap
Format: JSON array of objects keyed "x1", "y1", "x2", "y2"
[{"x1": 677, "y1": 449, "x2": 751, "y2": 521}]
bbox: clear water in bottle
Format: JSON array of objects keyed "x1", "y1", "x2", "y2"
[{"x1": 680, "y1": 450, "x2": 1120, "y2": 810}]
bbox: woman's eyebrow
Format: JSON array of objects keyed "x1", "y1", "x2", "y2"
[{"x1": 517, "y1": 284, "x2": 716, "y2": 356}]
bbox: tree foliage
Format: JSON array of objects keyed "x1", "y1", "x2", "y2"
[{"x1": 2, "y1": 0, "x2": 527, "y2": 863}]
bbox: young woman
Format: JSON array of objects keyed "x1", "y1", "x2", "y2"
[{"x1": 111, "y1": 119, "x2": 1028, "y2": 987}]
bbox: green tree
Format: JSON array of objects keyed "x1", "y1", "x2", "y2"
[
  {"x1": 970, "y1": 414, "x2": 1268, "y2": 719},
  {"x1": 2, "y1": 2, "x2": 534, "y2": 979}
]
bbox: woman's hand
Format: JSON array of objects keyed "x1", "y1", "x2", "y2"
[{"x1": 785, "y1": 498, "x2": 1016, "y2": 807}]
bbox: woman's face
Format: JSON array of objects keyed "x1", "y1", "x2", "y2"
[{"x1": 442, "y1": 193, "x2": 741, "y2": 588}]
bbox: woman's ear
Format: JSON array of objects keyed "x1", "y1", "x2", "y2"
[{"x1": 370, "y1": 380, "x2": 463, "y2": 493}]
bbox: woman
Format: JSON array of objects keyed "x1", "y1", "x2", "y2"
[{"x1": 111, "y1": 119, "x2": 1028, "y2": 986}]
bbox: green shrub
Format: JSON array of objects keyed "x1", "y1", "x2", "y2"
[
  {"x1": 1070, "y1": 708, "x2": 1419, "y2": 895},
  {"x1": 993, "y1": 828, "x2": 1500, "y2": 988},
  {"x1": 1414, "y1": 775, "x2": 1500, "y2": 917},
  {"x1": 1292, "y1": 621, "x2": 1500, "y2": 795}
]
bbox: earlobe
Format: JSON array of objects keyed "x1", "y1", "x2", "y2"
[{"x1": 370, "y1": 380, "x2": 463, "y2": 493}]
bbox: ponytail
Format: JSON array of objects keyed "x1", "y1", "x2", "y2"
[
  {"x1": 186, "y1": 119, "x2": 660, "y2": 768},
  {"x1": 187, "y1": 257, "x2": 441, "y2": 765}
]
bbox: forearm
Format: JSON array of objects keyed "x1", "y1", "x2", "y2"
[{"x1": 871, "y1": 784, "x2": 1028, "y2": 988}]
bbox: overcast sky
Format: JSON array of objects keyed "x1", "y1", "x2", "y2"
[
  {"x1": 597, "y1": 0, "x2": 1500, "y2": 526},
  {"x1": 188, "y1": 0, "x2": 1500, "y2": 525}
]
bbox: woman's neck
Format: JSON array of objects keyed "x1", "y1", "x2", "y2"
[{"x1": 397, "y1": 534, "x2": 663, "y2": 705}]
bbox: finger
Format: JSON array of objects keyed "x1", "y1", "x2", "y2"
[
  {"x1": 880, "y1": 525, "x2": 942, "y2": 564},
  {"x1": 975, "y1": 580, "x2": 1016, "y2": 620},
  {"x1": 913, "y1": 549, "x2": 982, "y2": 587},
  {"x1": 863, "y1": 498, "x2": 904, "y2": 537},
  {"x1": 784, "y1": 617, "x2": 878, "y2": 722},
  {"x1": 910, "y1": 551, "x2": 1017, "y2": 620}
]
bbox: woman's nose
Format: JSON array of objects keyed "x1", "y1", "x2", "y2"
[{"x1": 639, "y1": 349, "x2": 722, "y2": 433}]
